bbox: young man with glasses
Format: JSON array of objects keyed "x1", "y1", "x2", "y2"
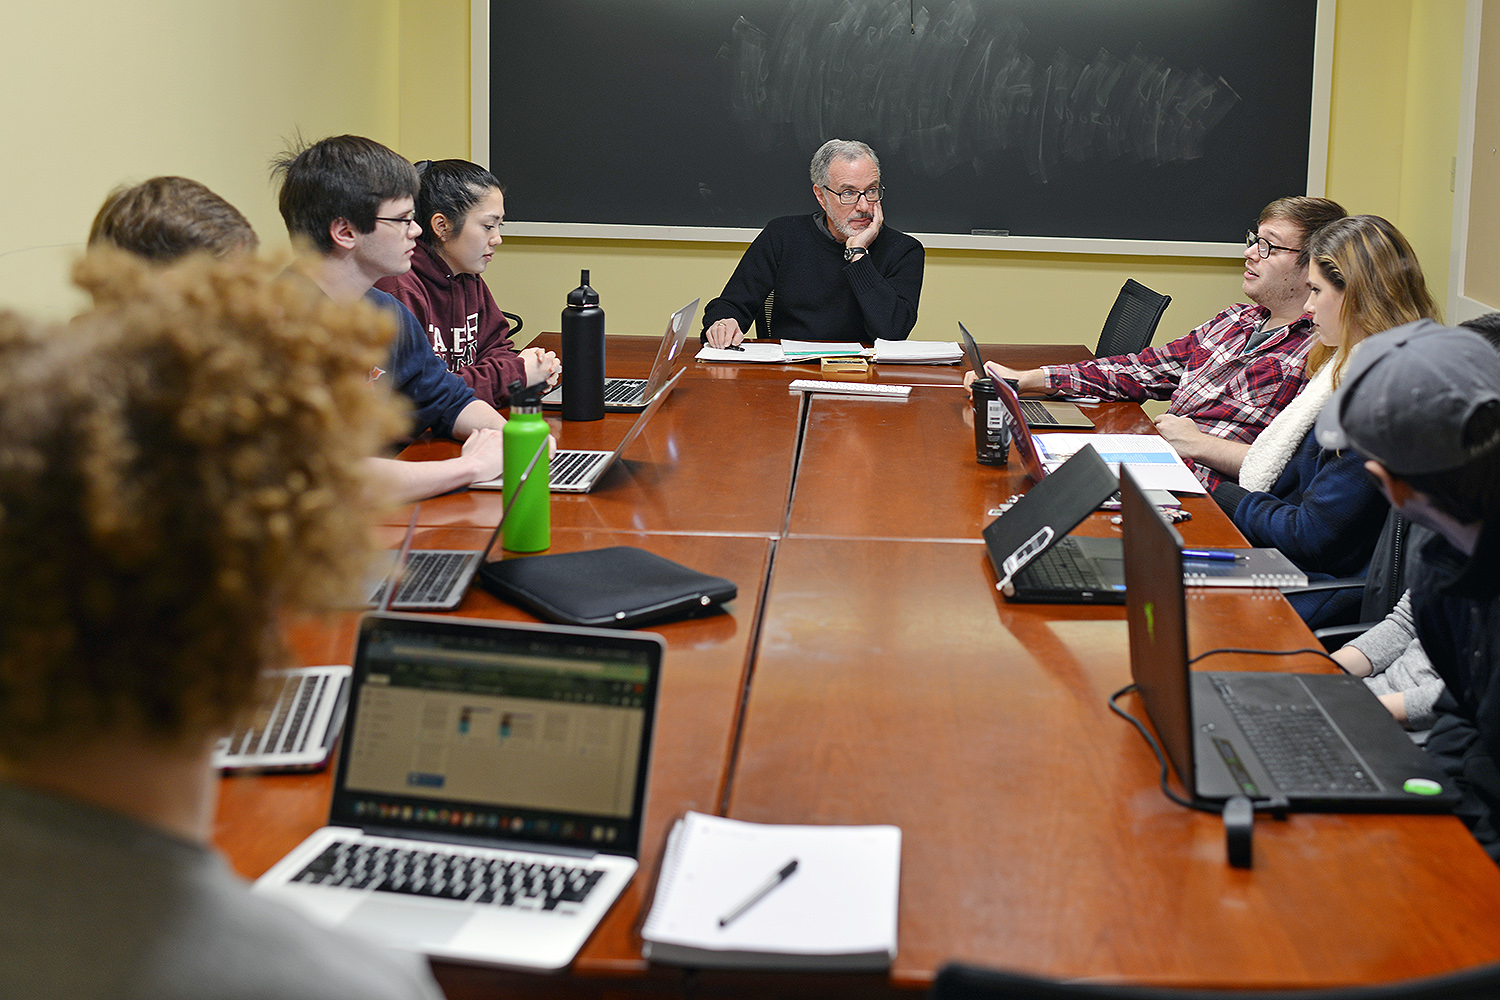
[
  {"x1": 983, "y1": 196, "x2": 1345, "y2": 489},
  {"x1": 702, "y1": 138, "x2": 924, "y2": 345},
  {"x1": 273, "y1": 135, "x2": 510, "y2": 503}
]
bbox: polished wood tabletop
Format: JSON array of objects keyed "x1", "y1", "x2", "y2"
[{"x1": 214, "y1": 335, "x2": 1500, "y2": 997}]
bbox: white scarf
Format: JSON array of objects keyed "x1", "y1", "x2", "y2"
[{"x1": 1239, "y1": 360, "x2": 1335, "y2": 492}]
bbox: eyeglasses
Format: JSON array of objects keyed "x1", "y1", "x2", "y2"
[
  {"x1": 375, "y1": 215, "x2": 418, "y2": 229},
  {"x1": 1245, "y1": 230, "x2": 1300, "y2": 259},
  {"x1": 822, "y1": 185, "x2": 885, "y2": 205}
]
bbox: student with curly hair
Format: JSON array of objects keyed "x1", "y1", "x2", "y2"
[{"x1": 0, "y1": 252, "x2": 442, "y2": 999}]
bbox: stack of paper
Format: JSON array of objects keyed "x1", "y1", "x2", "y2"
[
  {"x1": 641, "y1": 811, "x2": 901, "y2": 970},
  {"x1": 1031, "y1": 433, "x2": 1207, "y2": 494},
  {"x1": 873, "y1": 339, "x2": 963, "y2": 364},
  {"x1": 779, "y1": 340, "x2": 867, "y2": 361},
  {"x1": 696, "y1": 343, "x2": 789, "y2": 363}
]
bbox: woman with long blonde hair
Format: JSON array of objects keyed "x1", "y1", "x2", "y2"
[{"x1": 1211, "y1": 215, "x2": 1439, "y2": 628}]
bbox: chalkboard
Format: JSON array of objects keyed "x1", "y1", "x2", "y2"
[{"x1": 487, "y1": 0, "x2": 1323, "y2": 244}]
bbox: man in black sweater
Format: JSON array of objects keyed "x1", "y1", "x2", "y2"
[{"x1": 702, "y1": 139, "x2": 924, "y2": 345}]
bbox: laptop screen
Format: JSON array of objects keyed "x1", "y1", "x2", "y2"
[
  {"x1": 991, "y1": 374, "x2": 1046, "y2": 483},
  {"x1": 330, "y1": 614, "x2": 662, "y2": 857},
  {"x1": 1119, "y1": 467, "x2": 1197, "y2": 793}
]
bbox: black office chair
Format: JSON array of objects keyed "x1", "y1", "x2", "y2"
[
  {"x1": 502, "y1": 310, "x2": 524, "y2": 335},
  {"x1": 931, "y1": 960, "x2": 1500, "y2": 1000},
  {"x1": 1095, "y1": 279, "x2": 1171, "y2": 358},
  {"x1": 1279, "y1": 510, "x2": 1415, "y2": 651},
  {"x1": 752, "y1": 291, "x2": 775, "y2": 339}
]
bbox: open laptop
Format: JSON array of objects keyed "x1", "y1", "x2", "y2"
[
  {"x1": 365, "y1": 435, "x2": 550, "y2": 612},
  {"x1": 542, "y1": 299, "x2": 699, "y2": 412},
  {"x1": 990, "y1": 361, "x2": 1049, "y2": 484},
  {"x1": 475, "y1": 369, "x2": 684, "y2": 494},
  {"x1": 1120, "y1": 467, "x2": 1457, "y2": 812},
  {"x1": 254, "y1": 612, "x2": 664, "y2": 969},
  {"x1": 958, "y1": 321, "x2": 1094, "y2": 430},
  {"x1": 982, "y1": 445, "x2": 1127, "y2": 604},
  {"x1": 214, "y1": 665, "x2": 352, "y2": 772}
]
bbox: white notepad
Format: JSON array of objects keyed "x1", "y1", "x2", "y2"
[{"x1": 641, "y1": 811, "x2": 901, "y2": 971}]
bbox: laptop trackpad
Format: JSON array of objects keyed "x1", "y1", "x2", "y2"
[{"x1": 343, "y1": 898, "x2": 469, "y2": 948}]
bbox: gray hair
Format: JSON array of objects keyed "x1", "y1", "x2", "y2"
[{"x1": 809, "y1": 139, "x2": 880, "y2": 187}]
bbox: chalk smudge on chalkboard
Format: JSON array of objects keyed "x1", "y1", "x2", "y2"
[{"x1": 726, "y1": 0, "x2": 1240, "y2": 184}]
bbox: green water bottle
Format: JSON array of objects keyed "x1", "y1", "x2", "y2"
[{"x1": 502, "y1": 378, "x2": 550, "y2": 552}]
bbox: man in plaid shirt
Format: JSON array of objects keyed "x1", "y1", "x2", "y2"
[{"x1": 986, "y1": 196, "x2": 1346, "y2": 490}]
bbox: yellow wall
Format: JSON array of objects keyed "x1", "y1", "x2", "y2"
[
  {"x1": 0, "y1": 0, "x2": 1470, "y2": 344},
  {"x1": 0, "y1": 1, "x2": 401, "y2": 319}
]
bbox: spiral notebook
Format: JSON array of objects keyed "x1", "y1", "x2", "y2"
[{"x1": 641, "y1": 811, "x2": 900, "y2": 971}]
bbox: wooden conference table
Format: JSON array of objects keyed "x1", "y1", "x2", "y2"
[{"x1": 214, "y1": 335, "x2": 1500, "y2": 998}]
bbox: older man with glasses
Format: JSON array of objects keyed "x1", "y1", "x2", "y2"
[
  {"x1": 702, "y1": 138, "x2": 925, "y2": 345},
  {"x1": 982, "y1": 196, "x2": 1346, "y2": 490}
]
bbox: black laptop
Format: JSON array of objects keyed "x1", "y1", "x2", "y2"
[
  {"x1": 1120, "y1": 467, "x2": 1457, "y2": 812},
  {"x1": 982, "y1": 445, "x2": 1127, "y2": 604}
]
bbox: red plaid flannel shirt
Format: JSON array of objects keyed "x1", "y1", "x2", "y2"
[{"x1": 1040, "y1": 303, "x2": 1313, "y2": 490}]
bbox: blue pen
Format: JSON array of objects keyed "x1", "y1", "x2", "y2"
[{"x1": 1182, "y1": 549, "x2": 1238, "y2": 563}]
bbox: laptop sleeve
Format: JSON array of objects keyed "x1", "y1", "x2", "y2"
[{"x1": 478, "y1": 546, "x2": 737, "y2": 628}]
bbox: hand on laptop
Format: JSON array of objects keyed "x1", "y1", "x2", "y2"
[
  {"x1": 522, "y1": 346, "x2": 562, "y2": 388},
  {"x1": 705, "y1": 319, "x2": 746, "y2": 348},
  {"x1": 460, "y1": 427, "x2": 507, "y2": 483},
  {"x1": 962, "y1": 362, "x2": 1043, "y2": 399}
]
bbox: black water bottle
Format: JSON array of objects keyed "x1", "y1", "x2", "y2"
[
  {"x1": 561, "y1": 269, "x2": 606, "y2": 421},
  {"x1": 971, "y1": 377, "x2": 1010, "y2": 466}
]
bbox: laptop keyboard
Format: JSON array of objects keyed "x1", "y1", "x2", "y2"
[
  {"x1": 1020, "y1": 399, "x2": 1059, "y2": 425},
  {"x1": 383, "y1": 551, "x2": 473, "y2": 606},
  {"x1": 551, "y1": 450, "x2": 607, "y2": 488},
  {"x1": 227, "y1": 672, "x2": 324, "y2": 756},
  {"x1": 603, "y1": 378, "x2": 647, "y2": 403},
  {"x1": 1211, "y1": 677, "x2": 1380, "y2": 794},
  {"x1": 292, "y1": 840, "x2": 605, "y2": 912},
  {"x1": 1018, "y1": 538, "x2": 1097, "y2": 589}
]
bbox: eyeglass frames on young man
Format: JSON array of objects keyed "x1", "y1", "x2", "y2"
[
  {"x1": 822, "y1": 185, "x2": 885, "y2": 205},
  {"x1": 1244, "y1": 230, "x2": 1300, "y2": 259},
  {"x1": 374, "y1": 215, "x2": 419, "y2": 228}
]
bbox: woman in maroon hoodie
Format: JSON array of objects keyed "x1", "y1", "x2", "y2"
[{"x1": 377, "y1": 159, "x2": 559, "y2": 406}]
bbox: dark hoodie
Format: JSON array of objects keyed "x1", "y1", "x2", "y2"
[{"x1": 377, "y1": 242, "x2": 526, "y2": 407}]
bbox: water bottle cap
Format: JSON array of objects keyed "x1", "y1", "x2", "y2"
[
  {"x1": 567, "y1": 268, "x2": 599, "y2": 307},
  {"x1": 508, "y1": 377, "x2": 546, "y2": 411}
]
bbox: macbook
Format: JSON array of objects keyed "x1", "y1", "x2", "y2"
[
  {"x1": 366, "y1": 435, "x2": 549, "y2": 611},
  {"x1": 214, "y1": 665, "x2": 351, "y2": 772},
  {"x1": 254, "y1": 612, "x2": 664, "y2": 969},
  {"x1": 958, "y1": 322, "x2": 1095, "y2": 430},
  {"x1": 1120, "y1": 467, "x2": 1457, "y2": 811},
  {"x1": 475, "y1": 369, "x2": 684, "y2": 493},
  {"x1": 542, "y1": 299, "x2": 699, "y2": 412}
]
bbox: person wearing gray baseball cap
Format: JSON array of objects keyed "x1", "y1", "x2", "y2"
[{"x1": 1318, "y1": 317, "x2": 1500, "y2": 861}]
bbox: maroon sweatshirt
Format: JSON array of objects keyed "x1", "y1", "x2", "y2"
[{"x1": 376, "y1": 242, "x2": 526, "y2": 407}]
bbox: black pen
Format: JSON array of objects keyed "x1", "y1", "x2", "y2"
[
  {"x1": 724, "y1": 343, "x2": 745, "y2": 352},
  {"x1": 718, "y1": 858, "x2": 798, "y2": 927}
]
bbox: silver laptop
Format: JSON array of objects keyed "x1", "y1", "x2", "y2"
[
  {"x1": 958, "y1": 321, "x2": 1095, "y2": 430},
  {"x1": 214, "y1": 665, "x2": 352, "y2": 772},
  {"x1": 366, "y1": 436, "x2": 549, "y2": 611},
  {"x1": 542, "y1": 299, "x2": 699, "y2": 412},
  {"x1": 474, "y1": 369, "x2": 684, "y2": 494},
  {"x1": 253, "y1": 612, "x2": 664, "y2": 970}
]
